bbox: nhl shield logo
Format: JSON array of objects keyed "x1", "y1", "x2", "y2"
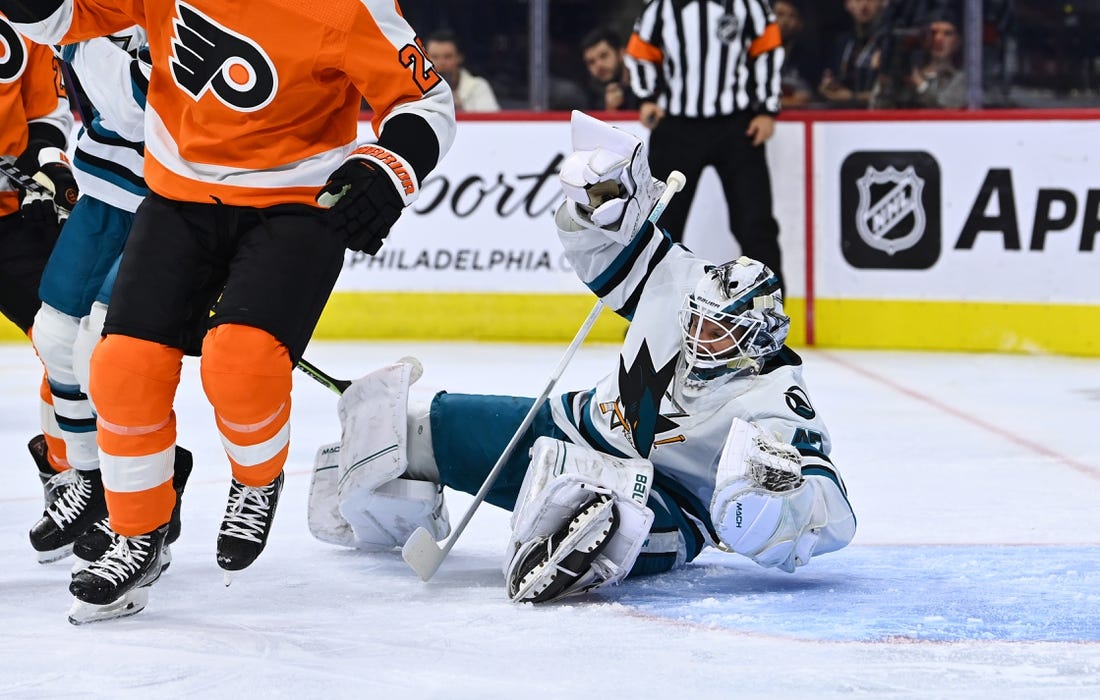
[
  {"x1": 855, "y1": 165, "x2": 926, "y2": 255},
  {"x1": 716, "y1": 14, "x2": 740, "y2": 43},
  {"x1": 840, "y1": 151, "x2": 941, "y2": 270}
]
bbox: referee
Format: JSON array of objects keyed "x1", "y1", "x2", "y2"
[{"x1": 626, "y1": 0, "x2": 786, "y2": 291}]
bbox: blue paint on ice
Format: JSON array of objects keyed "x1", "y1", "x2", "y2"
[{"x1": 616, "y1": 545, "x2": 1100, "y2": 642}]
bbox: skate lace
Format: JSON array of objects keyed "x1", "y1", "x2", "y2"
[
  {"x1": 221, "y1": 481, "x2": 275, "y2": 543},
  {"x1": 85, "y1": 533, "x2": 154, "y2": 585},
  {"x1": 47, "y1": 471, "x2": 92, "y2": 527}
]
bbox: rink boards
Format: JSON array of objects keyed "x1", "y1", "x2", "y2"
[
  {"x1": 4, "y1": 111, "x2": 1097, "y2": 355},
  {"x1": 317, "y1": 111, "x2": 1100, "y2": 355}
]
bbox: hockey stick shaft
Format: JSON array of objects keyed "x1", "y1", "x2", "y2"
[
  {"x1": 402, "y1": 170, "x2": 687, "y2": 581},
  {"x1": 296, "y1": 358, "x2": 352, "y2": 395},
  {"x1": 0, "y1": 156, "x2": 51, "y2": 195}
]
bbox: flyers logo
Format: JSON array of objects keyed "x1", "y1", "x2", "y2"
[
  {"x1": 170, "y1": 2, "x2": 278, "y2": 112},
  {"x1": 0, "y1": 17, "x2": 29, "y2": 83}
]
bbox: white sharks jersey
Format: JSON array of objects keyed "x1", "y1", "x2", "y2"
[
  {"x1": 549, "y1": 219, "x2": 846, "y2": 539},
  {"x1": 62, "y1": 37, "x2": 149, "y2": 212}
]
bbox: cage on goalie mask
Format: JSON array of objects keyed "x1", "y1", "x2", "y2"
[{"x1": 677, "y1": 257, "x2": 789, "y2": 388}]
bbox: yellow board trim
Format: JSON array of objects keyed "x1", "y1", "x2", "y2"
[
  {"x1": 309, "y1": 292, "x2": 808, "y2": 345},
  {"x1": 813, "y1": 298, "x2": 1100, "y2": 356},
  {"x1": 8, "y1": 293, "x2": 1094, "y2": 356}
]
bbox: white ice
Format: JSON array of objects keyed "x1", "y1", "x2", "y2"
[{"x1": 1, "y1": 340, "x2": 1098, "y2": 698}]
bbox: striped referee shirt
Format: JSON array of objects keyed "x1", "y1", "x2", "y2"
[{"x1": 625, "y1": 0, "x2": 784, "y2": 118}]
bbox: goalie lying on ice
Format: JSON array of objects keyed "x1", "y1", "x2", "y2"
[{"x1": 308, "y1": 112, "x2": 856, "y2": 603}]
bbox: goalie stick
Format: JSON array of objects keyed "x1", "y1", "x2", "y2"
[{"x1": 401, "y1": 170, "x2": 688, "y2": 582}]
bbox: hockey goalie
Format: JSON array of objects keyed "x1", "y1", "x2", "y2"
[{"x1": 309, "y1": 111, "x2": 856, "y2": 603}]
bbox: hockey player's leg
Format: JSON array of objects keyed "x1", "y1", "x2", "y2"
[
  {"x1": 201, "y1": 324, "x2": 292, "y2": 576},
  {"x1": 308, "y1": 360, "x2": 450, "y2": 551},
  {"x1": 70, "y1": 334, "x2": 181, "y2": 618},
  {"x1": 504, "y1": 437, "x2": 655, "y2": 603},
  {"x1": 28, "y1": 304, "x2": 104, "y2": 562}
]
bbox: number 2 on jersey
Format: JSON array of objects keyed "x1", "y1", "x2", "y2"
[{"x1": 400, "y1": 39, "x2": 441, "y2": 94}]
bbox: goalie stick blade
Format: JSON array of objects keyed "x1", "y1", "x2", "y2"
[
  {"x1": 67, "y1": 587, "x2": 150, "y2": 625},
  {"x1": 401, "y1": 527, "x2": 444, "y2": 581}
]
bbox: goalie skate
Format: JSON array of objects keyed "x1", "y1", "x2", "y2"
[{"x1": 507, "y1": 493, "x2": 619, "y2": 604}]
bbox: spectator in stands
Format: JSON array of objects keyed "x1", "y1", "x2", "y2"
[
  {"x1": 819, "y1": 0, "x2": 887, "y2": 108},
  {"x1": 580, "y1": 27, "x2": 638, "y2": 112},
  {"x1": 874, "y1": 8, "x2": 966, "y2": 108},
  {"x1": 426, "y1": 30, "x2": 501, "y2": 113},
  {"x1": 774, "y1": 0, "x2": 817, "y2": 108}
]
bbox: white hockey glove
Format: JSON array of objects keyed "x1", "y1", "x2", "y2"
[
  {"x1": 710, "y1": 419, "x2": 826, "y2": 573},
  {"x1": 557, "y1": 110, "x2": 665, "y2": 245},
  {"x1": 505, "y1": 437, "x2": 655, "y2": 603}
]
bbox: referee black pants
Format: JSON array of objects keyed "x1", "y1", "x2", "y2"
[{"x1": 647, "y1": 113, "x2": 784, "y2": 291}]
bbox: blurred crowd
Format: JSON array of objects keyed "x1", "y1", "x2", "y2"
[{"x1": 400, "y1": 0, "x2": 1100, "y2": 113}]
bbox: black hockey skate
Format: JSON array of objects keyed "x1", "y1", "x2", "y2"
[
  {"x1": 28, "y1": 434, "x2": 62, "y2": 505},
  {"x1": 216, "y1": 472, "x2": 284, "y2": 578},
  {"x1": 29, "y1": 467, "x2": 108, "y2": 564},
  {"x1": 68, "y1": 524, "x2": 168, "y2": 625},
  {"x1": 72, "y1": 446, "x2": 193, "y2": 571},
  {"x1": 507, "y1": 493, "x2": 620, "y2": 604}
]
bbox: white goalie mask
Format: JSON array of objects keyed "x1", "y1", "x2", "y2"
[{"x1": 676, "y1": 257, "x2": 789, "y2": 395}]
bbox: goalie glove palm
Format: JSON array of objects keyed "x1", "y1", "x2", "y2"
[
  {"x1": 558, "y1": 111, "x2": 665, "y2": 245},
  {"x1": 317, "y1": 145, "x2": 418, "y2": 255}
]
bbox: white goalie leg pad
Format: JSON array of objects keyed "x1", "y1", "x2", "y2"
[
  {"x1": 339, "y1": 477, "x2": 450, "y2": 552},
  {"x1": 711, "y1": 419, "x2": 829, "y2": 572},
  {"x1": 336, "y1": 359, "x2": 421, "y2": 499},
  {"x1": 504, "y1": 437, "x2": 655, "y2": 602},
  {"x1": 307, "y1": 442, "x2": 356, "y2": 547}
]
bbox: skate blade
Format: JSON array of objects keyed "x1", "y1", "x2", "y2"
[
  {"x1": 36, "y1": 544, "x2": 74, "y2": 565},
  {"x1": 68, "y1": 588, "x2": 150, "y2": 625},
  {"x1": 223, "y1": 570, "x2": 236, "y2": 587}
]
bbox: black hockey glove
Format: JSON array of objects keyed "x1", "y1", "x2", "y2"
[
  {"x1": 20, "y1": 148, "x2": 79, "y2": 227},
  {"x1": 317, "y1": 145, "x2": 417, "y2": 255}
]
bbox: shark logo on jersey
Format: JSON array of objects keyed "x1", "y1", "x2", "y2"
[
  {"x1": 0, "y1": 18, "x2": 28, "y2": 83},
  {"x1": 855, "y1": 165, "x2": 926, "y2": 255},
  {"x1": 170, "y1": 2, "x2": 278, "y2": 112},
  {"x1": 615, "y1": 341, "x2": 680, "y2": 458},
  {"x1": 784, "y1": 386, "x2": 816, "y2": 419}
]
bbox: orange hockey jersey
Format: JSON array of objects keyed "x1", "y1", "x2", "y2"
[
  {"x1": 7, "y1": 0, "x2": 455, "y2": 207},
  {"x1": 0, "y1": 15, "x2": 71, "y2": 216}
]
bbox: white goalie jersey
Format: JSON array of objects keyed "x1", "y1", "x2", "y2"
[{"x1": 548, "y1": 214, "x2": 853, "y2": 556}]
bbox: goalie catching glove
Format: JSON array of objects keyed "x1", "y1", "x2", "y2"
[
  {"x1": 20, "y1": 147, "x2": 79, "y2": 226},
  {"x1": 710, "y1": 419, "x2": 857, "y2": 573},
  {"x1": 505, "y1": 437, "x2": 655, "y2": 603},
  {"x1": 557, "y1": 110, "x2": 665, "y2": 245},
  {"x1": 317, "y1": 144, "x2": 419, "y2": 254}
]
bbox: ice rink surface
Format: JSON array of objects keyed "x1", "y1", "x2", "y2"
[{"x1": 1, "y1": 340, "x2": 1098, "y2": 698}]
